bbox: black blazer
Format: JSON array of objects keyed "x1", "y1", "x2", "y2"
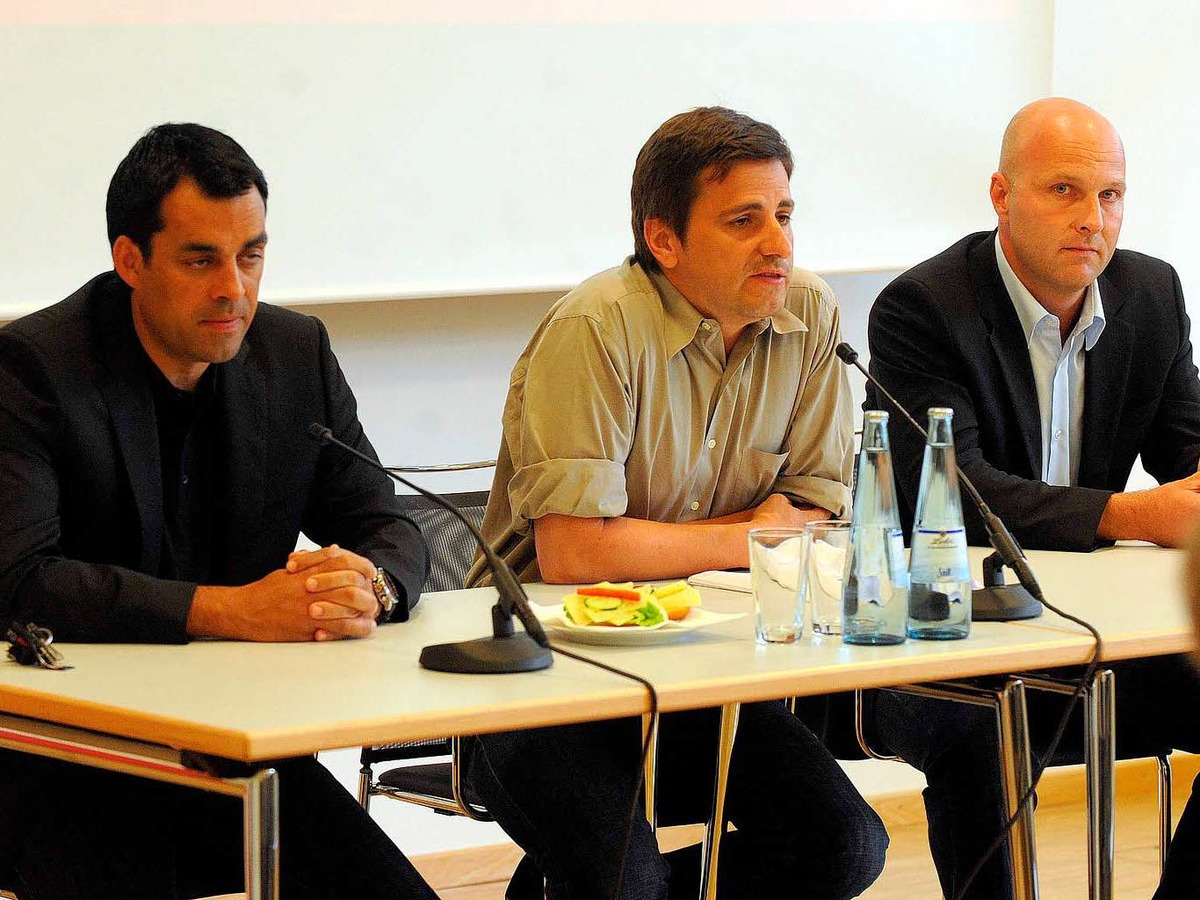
[
  {"x1": 865, "y1": 231, "x2": 1200, "y2": 551},
  {"x1": 0, "y1": 272, "x2": 428, "y2": 642}
]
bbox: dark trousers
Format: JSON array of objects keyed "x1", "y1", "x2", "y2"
[
  {"x1": 466, "y1": 699, "x2": 889, "y2": 900},
  {"x1": 871, "y1": 655, "x2": 1200, "y2": 900},
  {"x1": 1, "y1": 752, "x2": 437, "y2": 900}
]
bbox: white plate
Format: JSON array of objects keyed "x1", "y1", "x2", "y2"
[{"x1": 531, "y1": 603, "x2": 745, "y2": 646}]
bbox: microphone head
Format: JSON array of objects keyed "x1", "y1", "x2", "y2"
[
  {"x1": 308, "y1": 423, "x2": 332, "y2": 443},
  {"x1": 835, "y1": 342, "x2": 859, "y2": 365}
]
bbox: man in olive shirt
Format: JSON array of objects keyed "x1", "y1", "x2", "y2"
[
  {"x1": 471, "y1": 258, "x2": 853, "y2": 586},
  {"x1": 465, "y1": 108, "x2": 886, "y2": 899}
]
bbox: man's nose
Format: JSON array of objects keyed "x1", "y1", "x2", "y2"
[
  {"x1": 211, "y1": 258, "x2": 245, "y2": 300},
  {"x1": 761, "y1": 217, "x2": 792, "y2": 258},
  {"x1": 1076, "y1": 195, "x2": 1104, "y2": 235}
]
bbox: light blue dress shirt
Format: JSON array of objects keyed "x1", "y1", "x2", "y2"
[{"x1": 995, "y1": 235, "x2": 1106, "y2": 487}]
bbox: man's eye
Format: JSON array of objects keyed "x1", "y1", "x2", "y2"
[
  {"x1": 777, "y1": 214, "x2": 792, "y2": 226},
  {"x1": 730, "y1": 216, "x2": 751, "y2": 227},
  {"x1": 1052, "y1": 184, "x2": 1071, "y2": 195},
  {"x1": 185, "y1": 258, "x2": 212, "y2": 268},
  {"x1": 1100, "y1": 189, "x2": 1121, "y2": 202}
]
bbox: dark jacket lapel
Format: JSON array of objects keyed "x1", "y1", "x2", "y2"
[
  {"x1": 1080, "y1": 276, "x2": 1133, "y2": 487},
  {"x1": 89, "y1": 277, "x2": 164, "y2": 574},
  {"x1": 969, "y1": 236, "x2": 1043, "y2": 476}
]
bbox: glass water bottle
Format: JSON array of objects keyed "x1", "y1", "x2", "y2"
[
  {"x1": 842, "y1": 411, "x2": 909, "y2": 645},
  {"x1": 908, "y1": 407, "x2": 972, "y2": 639}
]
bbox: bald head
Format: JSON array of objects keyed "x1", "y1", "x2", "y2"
[
  {"x1": 999, "y1": 98, "x2": 1124, "y2": 182},
  {"x1": 990, "y1": 98, "x2": 1126, "y2": 319}
]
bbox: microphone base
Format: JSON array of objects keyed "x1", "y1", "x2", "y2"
[
  {"x1": 419, "y1": 633, "x2": 553, "y2": 674},
  {"x1": 971, "y1": 584, "x2": 1042, "y2": 621}
]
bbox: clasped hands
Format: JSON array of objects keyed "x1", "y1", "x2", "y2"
[{"x1": 188, "y1": 544, "x2": 382, "y2": 642}]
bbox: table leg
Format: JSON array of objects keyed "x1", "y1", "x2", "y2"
[
  {"x1": 998, "y1": 678, "x2": 1039, "y2": 900},
  {"x1": 864, "y1": 680, "x2": 1040, "y2": 895},
  {"x1": 1018, "y1": 669, "x2": 1118, "y2": 899},
  {"x1": 1158, "y1": 755, "x2": 1173, "y2": 872},
  {"x1": 241, "y1": 767, "x2": 280, "y2": 900},
  {"x1": 1085, "y1": 669, "x2": 1116, "y2": 900},
  {"x1": 642, "y1": 711, "x2": 660, "y2": 832},
  {"x1": 699, "y1": 702, "x2": 740, "y2": 900}
]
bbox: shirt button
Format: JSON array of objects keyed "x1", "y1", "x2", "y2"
[
  {"x1": 700, "y1": 321, "x2": 711, "y2": 331},
  {"x1": 707, "y1": 439, "x2": 717, "y2": 449},
  {"x1": 690, "y1": 501, "x2": 700, "y2": 511},
  {"x1": 1053, "y1": 429, "x2": 1064, "y2": 442},
  {"x1": 181, "y1": 474, "x2": 189, "y2": 485}
]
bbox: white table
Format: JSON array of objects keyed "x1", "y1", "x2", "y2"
[{"x1": 0, "y1": 546, "x2": 1186, "y2": 899}]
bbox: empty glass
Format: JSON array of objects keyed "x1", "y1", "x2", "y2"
[
  {"x1": 748, "y1": 527, "x2": 808, "y2": 643},
  {"x1": 804, "y1": 520, "x2": 851, "y2": 635}
]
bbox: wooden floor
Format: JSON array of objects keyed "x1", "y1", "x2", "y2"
[{"x1": 410, "y1": 754, "x2": 1199, "y2": 898}]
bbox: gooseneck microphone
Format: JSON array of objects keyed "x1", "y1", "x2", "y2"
[
  {"x1": 834, "y1": 343, "x2": 1042, "y2": 619},
  {"x1": 311, "y1": 423, "x2": 662, "y2": 900},
  {"x1": 307, "y1": 423, "x2": 552, "y2": 674}
]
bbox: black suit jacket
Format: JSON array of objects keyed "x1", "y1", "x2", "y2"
[
  {"x1": 0, "y1": 272, "x2": 428, "y2": 642},
  {"x1": 866, "y1": 231, "x2": 1200, "y2": 551}
]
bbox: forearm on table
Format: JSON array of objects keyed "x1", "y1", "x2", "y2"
[
  {"x1": 2, "y1": 556, "x2": 195, "y2": 643},
  {"x1": 1097, "y1": 484, "x2": 1200, "y2": 548},
  {"x1": 533, "y1": 513, "x2": 753, "y2": 583}
]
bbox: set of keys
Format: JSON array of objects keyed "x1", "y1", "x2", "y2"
[{"x1": 5, "y1": 622, "x2": 72, "y2": 670}]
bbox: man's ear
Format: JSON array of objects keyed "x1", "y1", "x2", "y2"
[
  {"x1": 111, "y1": 235, "x2": 145, "y2": 289},
  {"x1": 643, "y1": 218, "x2": 682, "y2": 270},
  {"x1": 989, "y1": 171, "x2": 1011, "y2": 220}
]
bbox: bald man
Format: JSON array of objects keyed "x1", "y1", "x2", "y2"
[{"x1": 865, "y1": 99, "x2": 1200, "y2": 898}]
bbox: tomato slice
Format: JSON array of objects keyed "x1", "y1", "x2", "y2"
[{"x1": 577, "y1": 585, "x2": 642, "y2": 602}]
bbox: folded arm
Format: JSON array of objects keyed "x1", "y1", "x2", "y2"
[{"x1": 533, "y1": 495, "x2": 827, "y2": 584}]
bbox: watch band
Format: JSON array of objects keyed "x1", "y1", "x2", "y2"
[{"x1": 371, "y1": 567, "x2": 398, "y2": 623}]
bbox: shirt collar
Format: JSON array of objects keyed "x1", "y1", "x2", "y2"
[
  {"x1": 994, "y1": 233, "x2": 1106, "y2": 350},
  {"x1": 647, "y1": 265, "x2": 807, "y2": 358}
]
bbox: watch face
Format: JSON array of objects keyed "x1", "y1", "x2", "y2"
[{"x1": 375, "y1": 570, "x2": 397, "y2": 612}]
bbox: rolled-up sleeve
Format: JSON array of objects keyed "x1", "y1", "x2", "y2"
[{"x1": 504, "y1": 314, "x2": 635, "y2": 534}]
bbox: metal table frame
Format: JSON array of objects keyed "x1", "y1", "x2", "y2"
[{"x1": 0, "y1": 712, "x2": 279, "y2": 900}]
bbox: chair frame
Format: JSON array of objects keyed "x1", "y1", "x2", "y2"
[{"x1": 358, "y1": 736, "x2": 493, "y2": 821}]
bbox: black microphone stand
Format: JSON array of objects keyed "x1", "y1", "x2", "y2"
[
  {"x1": 834, "y1": 344, "x2": 1042, "y2": 620},
  {"x1": 308, "y1": 424, "x2": 553, "y2": 673}
]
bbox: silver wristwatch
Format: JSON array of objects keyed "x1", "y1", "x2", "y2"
[{"x1": 371, "y1": 567, "x2": 399, "y2": 623}]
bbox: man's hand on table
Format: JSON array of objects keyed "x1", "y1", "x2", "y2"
[
  {"x1": 1098, "y1": 472, "x2": 1200, "y2": 548},
  {"x1": 187, "y1": 544, "x2": 382, "y2": 641},
  {"x1": 750, "y1": 493, "x2": 832, "y2": 529}
]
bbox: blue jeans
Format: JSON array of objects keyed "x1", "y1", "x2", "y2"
[
  {"x1": 467, "y1": 699, "x2": 888, "y2": 899},
  {"x1": 871, "y1": 655, "x2": 1200, "y2": 900}
]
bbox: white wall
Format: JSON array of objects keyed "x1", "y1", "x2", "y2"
[{"x1": 0, "y1": 2, "x2": 1051, "y2": 318}]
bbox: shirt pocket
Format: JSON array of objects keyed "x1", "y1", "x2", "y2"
[{"x1": 735, "y1": 447, "x2": 788, "y2": 510}]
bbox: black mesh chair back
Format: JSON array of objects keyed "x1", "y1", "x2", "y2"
[{"x1": 395, "y1": 490, "x2": 489, "y2": 594}]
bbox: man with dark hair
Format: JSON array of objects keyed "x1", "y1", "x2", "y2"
[
  {"x1": 865, "y1": 98, "x2": 1200, "y2": 899},
  {"x1": 464, "y1": 107, "x2": 887, "y2": 899},
  {"x1": 0, "y1": 123, "x2": 436, "y2": 898}
]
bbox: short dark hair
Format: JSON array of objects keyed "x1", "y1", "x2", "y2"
[
  {"x1": 631, "y1": 107, "x2": 793, "y2": 273},
  {"x1": 106, "y1": 123, "x2": 268, "y2": 258}
]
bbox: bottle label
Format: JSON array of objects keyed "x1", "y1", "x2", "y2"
[{"x1": 911, "y1": 527, "x2": 969, "y2": 580}]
